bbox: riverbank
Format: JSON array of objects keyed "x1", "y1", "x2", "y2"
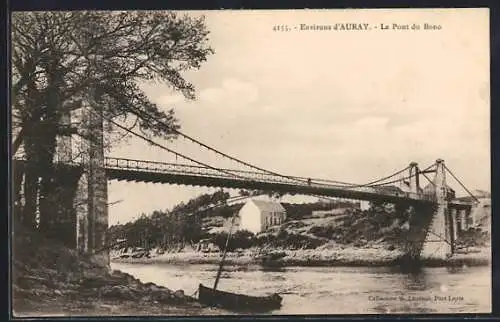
[
  {"x1": 111, "y1": 244, "x2": 491, "y2": 268},
  {"x1": 12, "y1": 227, "x2": 228, "y2": 317},
  {"x1": 13, "y1": 266, "x2": 229, "y2": 317},
  {"x1": 14, "y1": 284, "x2": 228, "y2": 317}
]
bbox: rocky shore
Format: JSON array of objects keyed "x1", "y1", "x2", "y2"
[
  {"x1": 111, "y1": 243, "x2": 491, "y2": 268},
  {"x1": 14, "y1": 268, "x2": 227, "y2": 317},
  {"x1": 12, "y1": 227, "x2": 227, "y2": 317}
]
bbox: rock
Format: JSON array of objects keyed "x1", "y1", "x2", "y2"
[
  {"x1": 62, "y1": 289, "x2": 79, "y2": 296},
  {"x1": 79, "y1": 275, "x2": 109, "y2": 289},
  {"x1": 174, "y1": 289, "x2": 184, "y2": 299},
  {"x1": 152, "y1": 291, "x2": 173, "y2": 303},
  {"x1": 111, "y1": 270, "x2": 133, "y2": 281},
  {"x1": 144, "y1": 282, "x2": 160, "y2": 292},
  {"x1": 100, "y1": 285, "x2": 138, "y2": 300},
  {"x1": 54, "y1": 289, "x2": 62, "y2": 296},
  {"x1": 191, "y1": 302, "x2": 203, "y2": 308}
]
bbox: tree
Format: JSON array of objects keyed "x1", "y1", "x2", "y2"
[
  {"x1": 12, "y1": 11, "x2": 214, "y2": 236},
  {"x1": 106, "y1": 191, "x2": 234, "y2": 250}
]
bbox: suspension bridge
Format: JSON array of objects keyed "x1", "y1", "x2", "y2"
[
  {"x1": 101, "y1": 156, "x2": 469, "y2": 209},
  {"x1": 12, "y1": 107, "x2": 481, "y2": 267}
]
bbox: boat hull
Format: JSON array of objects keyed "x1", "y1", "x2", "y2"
[{"x1": 198, "y1": 284, "x2": 282, "y2": 312}]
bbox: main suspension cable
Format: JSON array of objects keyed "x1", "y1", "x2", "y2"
[
  {"x1": 87, "y1": 107, "x2": 248, "y2": 180},
  {"x1": 95, "y1": 106, "x2": 434, "y2": 192},
  {"x1": 369, "y1": 171, "x2": 418, "y2": 188},
  {"x1": 121, "y1": 106, "x2": 413, "y2": 188},
  {"x1": 335, "y1": 165, "x2": 412, "y2": 190},
  {"x1": 124, "y1": 107, "x2": 311, "y2": 181}
]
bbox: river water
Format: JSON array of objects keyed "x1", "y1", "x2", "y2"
[{"x1": 111, "y1": 262, "x2": 491, "y2": 314}]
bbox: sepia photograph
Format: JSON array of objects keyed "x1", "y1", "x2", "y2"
[{"x1": 10, "y1": 8, "x2": 491, "y2": 316}]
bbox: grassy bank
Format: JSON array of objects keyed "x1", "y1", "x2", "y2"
[{"x1": 12, "y1": 226, "x2": 227, "y2": 317}]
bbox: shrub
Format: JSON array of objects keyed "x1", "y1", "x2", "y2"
[
  {"x1": 456, "y1": 228, "x2": 489, "y2": 247},
  {"x1": 210, "y1": 229, "x2": 255, "y2": 251}
]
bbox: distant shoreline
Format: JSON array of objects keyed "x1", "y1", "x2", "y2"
[{"x1": 111, "y1": 247, "x2": 490, "y2": 268}]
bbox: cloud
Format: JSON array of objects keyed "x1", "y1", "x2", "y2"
[
  {"x1": 157, "y1": 93, "x2": 186, "y2": 106},
  {"x1": 199, "y1": 78, "x2": 259, "y2": 105},
  {"x1": 109, "y1": 10, "x2": 490, "y2": 224}
]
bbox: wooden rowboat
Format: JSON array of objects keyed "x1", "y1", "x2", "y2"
[
  {"x1": 198, "y1": 283, "x2": 282, "y2": 312},
  {"x1": 199, "y1": 211, "x2": 283, "y2": 312}
]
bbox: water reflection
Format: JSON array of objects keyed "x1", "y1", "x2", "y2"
[
  {"x1": 111, "y1": 262, "x2": 490, "y2": 314},
  {"x1": 260, "y1": 265, "x2": 287, "y2": 273},
  {"x1": 446, "y1": 266, "x2": 466, "y2": 274},
  {"x1": 402, "y1": 270, "x2": 429, "y2": 291}
]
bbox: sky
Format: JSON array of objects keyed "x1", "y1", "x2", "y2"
[{"x1": 106, "y1": 9, "x2": 490, "y2": 226}]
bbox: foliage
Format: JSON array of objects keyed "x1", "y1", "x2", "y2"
[
  {"x1": 254, "y1": 231, "x2": 324, "y2": 250},
  {"x1": 304, "y1": 206, "x2": 410, "y2": 248},
  {"x1": 108, "y1": 191, "x2": 230, "y2": 249},
  {"x1": 308, "y1": 225, "x2": 337, "y2": 239},
  {"x1": 210, "y1": 230, "x2": 255, "y2": 252},
  {"x1": 282, "y1": 200, "x2": 357, "y2": 220},
  {"x1": 12, "y1": 11, "x2": 213, "y2": 238},
  {"x1": 456, "y1": 228, "x2": 489, "y2": 248},
  {"x1": 238, "y1": 189, "x2": 287, "y2": 199},
  {"x1": 209, "y1": 228, "x2": 325, "y2": 251},
  {"x1": 12, "y1": 11, "x2": 213, "y2": 142}
]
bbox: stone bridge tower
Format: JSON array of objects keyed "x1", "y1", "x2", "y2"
[
  {"x1": 53, "y1": 100, "x2": 109, "y2": 267},
  {"x1": 403, "y1": 159, "x2": 455, "y2": 262},
  {"x1": 419, "y1": 159, "x2": 454, "y2": 259},
  {"x1": 72, "y1": 102, "x2": 109, "y2": 268},
  {"x1": 408, "y1": 162, "x2": 420, "y2": 194}
]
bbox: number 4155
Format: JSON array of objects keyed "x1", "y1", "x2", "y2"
[{"x1": 273, "y1": 25, "x2": 290, "y2": 32}]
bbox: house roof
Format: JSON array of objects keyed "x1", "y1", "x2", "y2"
[{"x1": 247, "y1": 199, "x2": 286, "y2": 213}]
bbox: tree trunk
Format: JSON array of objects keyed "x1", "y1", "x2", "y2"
[
  {"x1": 36, "y1": 121, "x2": 58, "y2": 235},
  {"x1": 13, "y1": 161, "x2": 25, "y2": 228},
  {"x1": 22, "y1": 164, "x2": 38, "y2": 230},
  {"x1": 18, "y1": 63, "x2": 40, "y2": 232},
  {"x1": 38, "y1": 166, "x2": 56, "y2": 234},
  {"x1": 38, "y1": 60, "x2": 64, "y2": 239}
]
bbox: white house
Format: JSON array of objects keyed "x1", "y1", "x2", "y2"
[{"x1": 238, "y1": 199, "x2": 286, "y2": 234}]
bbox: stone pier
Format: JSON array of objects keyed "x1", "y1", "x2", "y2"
[
  {"x1": 420, "y1": 159, "x2": 454, "y2": 259},
  {"x1": 75, "y1": 103, "x2": 109, "y2": 267},
  {"x1": 403, "y1": 159, "x2": 467, "y2": 261},
  {"x1": 402, "y1": 162, "x2": 435, "y2": 261}
]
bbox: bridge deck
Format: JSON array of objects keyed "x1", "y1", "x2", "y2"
[
  {"x1": 12, "y1": 157, "x2": 474, "y2": 209},
  {"x1": 104, "y1": 157, "x2": 436, "y2": 206}
]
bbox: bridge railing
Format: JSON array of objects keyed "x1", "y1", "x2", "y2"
[
  {"x1": 104, "y1": 157, "x2": 376, "y2": 189},
  {"x1": 105, "y1": 157, "x2": 331, "y2": 187},
  {"x1": 104, "y1": 157, "x2": 436, "y2": 202},
  {"x1": 13, "y1": 156, "x2": 436, "y2": 202}
]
